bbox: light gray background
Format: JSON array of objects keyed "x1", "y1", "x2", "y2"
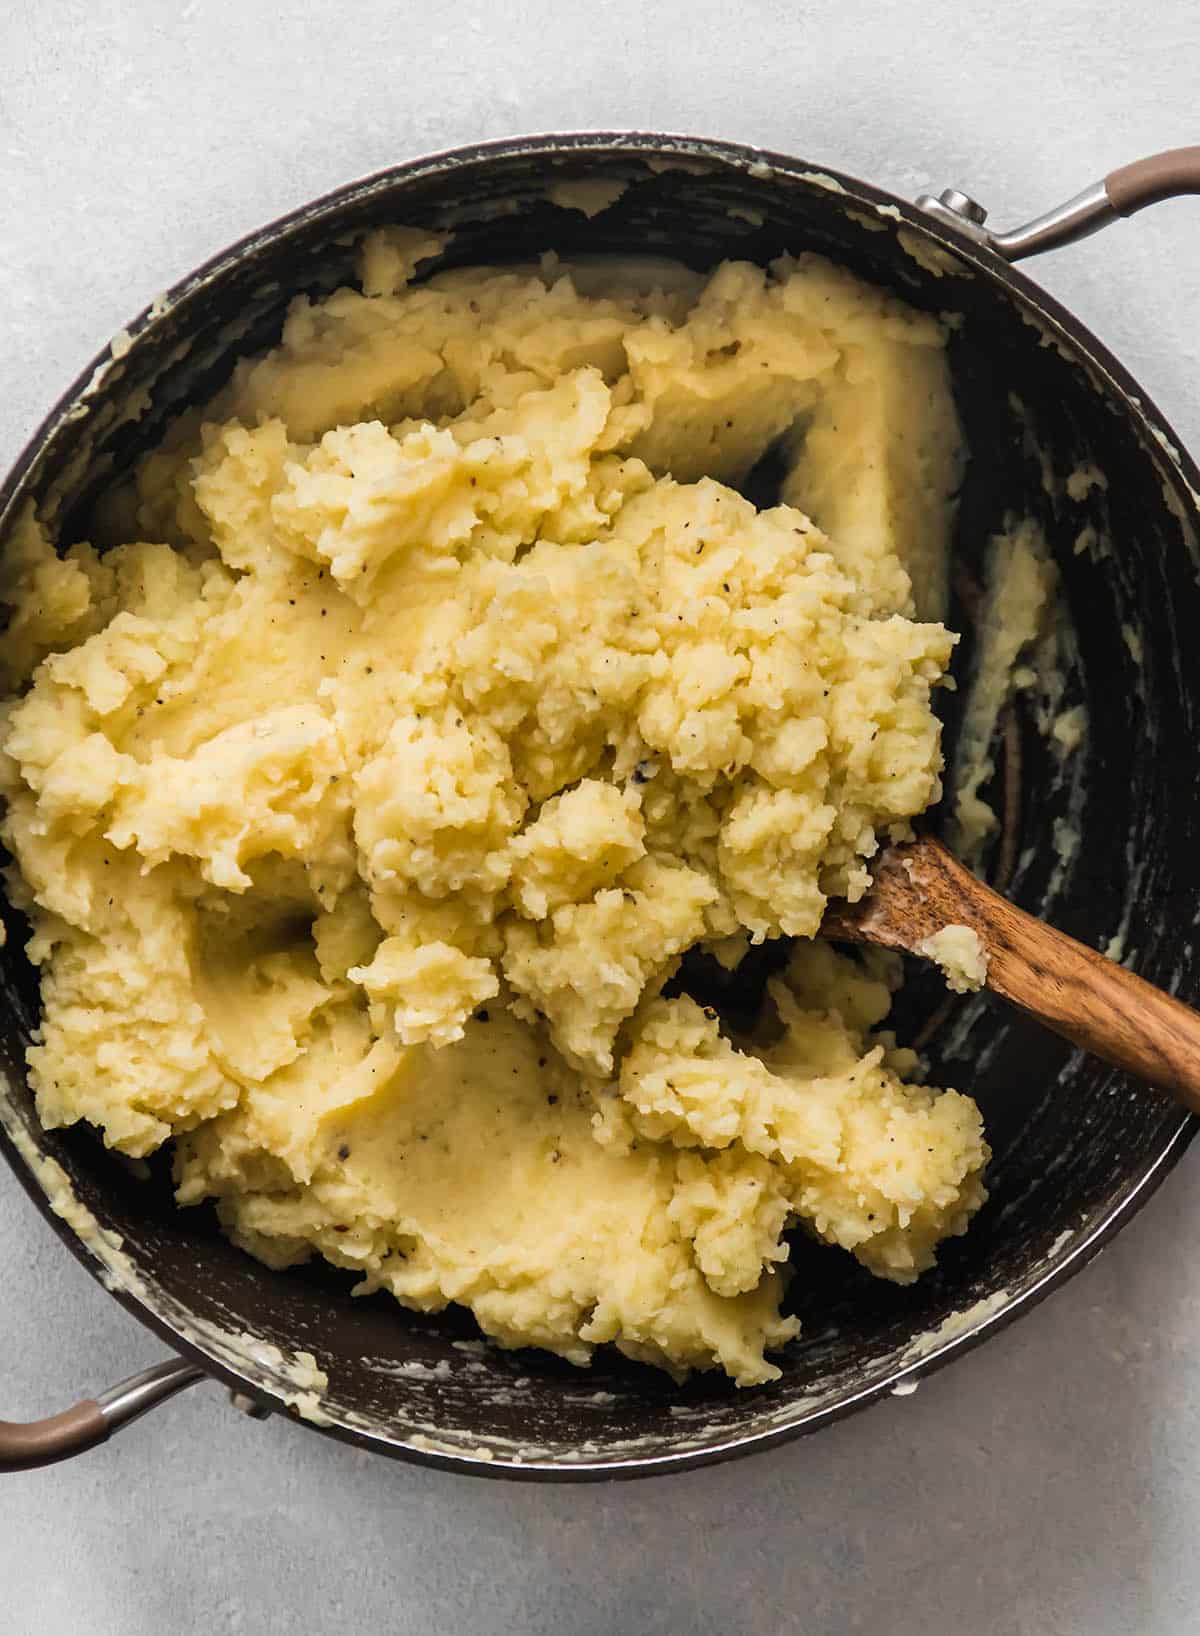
[{"x1": 3, "y1": 3, "x2": 1199, "y2": 1632}]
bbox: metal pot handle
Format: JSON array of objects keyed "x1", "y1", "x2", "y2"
[
  {"x1": 0, "y1": 1358, "x2": 206, "y2": 1472},
  {"x1": 916, "y1": 144, "x2": 1200, "y2": 261}
]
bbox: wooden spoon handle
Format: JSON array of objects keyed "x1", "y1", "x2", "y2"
[{"x1": 837, "y1": 838, "x2": 1200, "y2": 1114}]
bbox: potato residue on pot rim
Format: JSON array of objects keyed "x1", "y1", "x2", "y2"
[{"x1": 0, "y1": 230, "x2": 989, "y2": 1386}]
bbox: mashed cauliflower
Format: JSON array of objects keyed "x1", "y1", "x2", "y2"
[{"x1": 0, "y1": 232, "x2": 986, "y2": 1385}]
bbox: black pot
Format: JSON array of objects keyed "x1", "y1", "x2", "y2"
[{"x1": 3, "y1": 133, "x2": 1199, "y2": 1479}]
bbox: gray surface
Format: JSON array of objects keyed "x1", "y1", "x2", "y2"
[{"x1": 3, "y1": 2, "x2": 1200, "y2": 1631}]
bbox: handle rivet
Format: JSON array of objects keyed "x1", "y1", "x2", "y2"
[
  {"x1": 229, "y1": 1389, "x2": 272, "y2": 1421},
  {"x1": 938, "y1": 188, "x2": 989, "y2": 225}
]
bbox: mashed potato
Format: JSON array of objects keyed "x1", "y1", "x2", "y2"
[
  {"x1": 0, "y1": 233, "x2": 986, "y2": 1385},
  {"x1": 917, "y1": 924, "x2": 990, "y2": 994}
]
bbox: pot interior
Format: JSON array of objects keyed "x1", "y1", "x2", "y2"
[{"x1": 1, "y1": 137, "x2": 1197, "y2": 1477}]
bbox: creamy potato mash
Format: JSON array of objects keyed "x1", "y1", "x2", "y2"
[
  {"x1": 0, "y1": 233, "x2": 987, "y2": 1385},
  {"x1": 917, "y1": 924, "x2": 990, "y2": 994}
]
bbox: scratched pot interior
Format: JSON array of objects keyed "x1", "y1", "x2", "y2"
[{"x1": 1, "y1": 137, "x2": 1197, "y2": 1475}]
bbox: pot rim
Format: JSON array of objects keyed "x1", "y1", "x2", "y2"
[{"x1": 1, "y1": 129, "x2": 1196, "y2": 1481}]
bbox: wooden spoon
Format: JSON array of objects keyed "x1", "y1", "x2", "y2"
[{"x1": 822, "y1": 834, "x2": 1200, "y2": 1115}]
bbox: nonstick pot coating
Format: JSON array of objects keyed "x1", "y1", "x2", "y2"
[{"x1": 1, "y1": 135, "x2": 1197, "y2": 1478}]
